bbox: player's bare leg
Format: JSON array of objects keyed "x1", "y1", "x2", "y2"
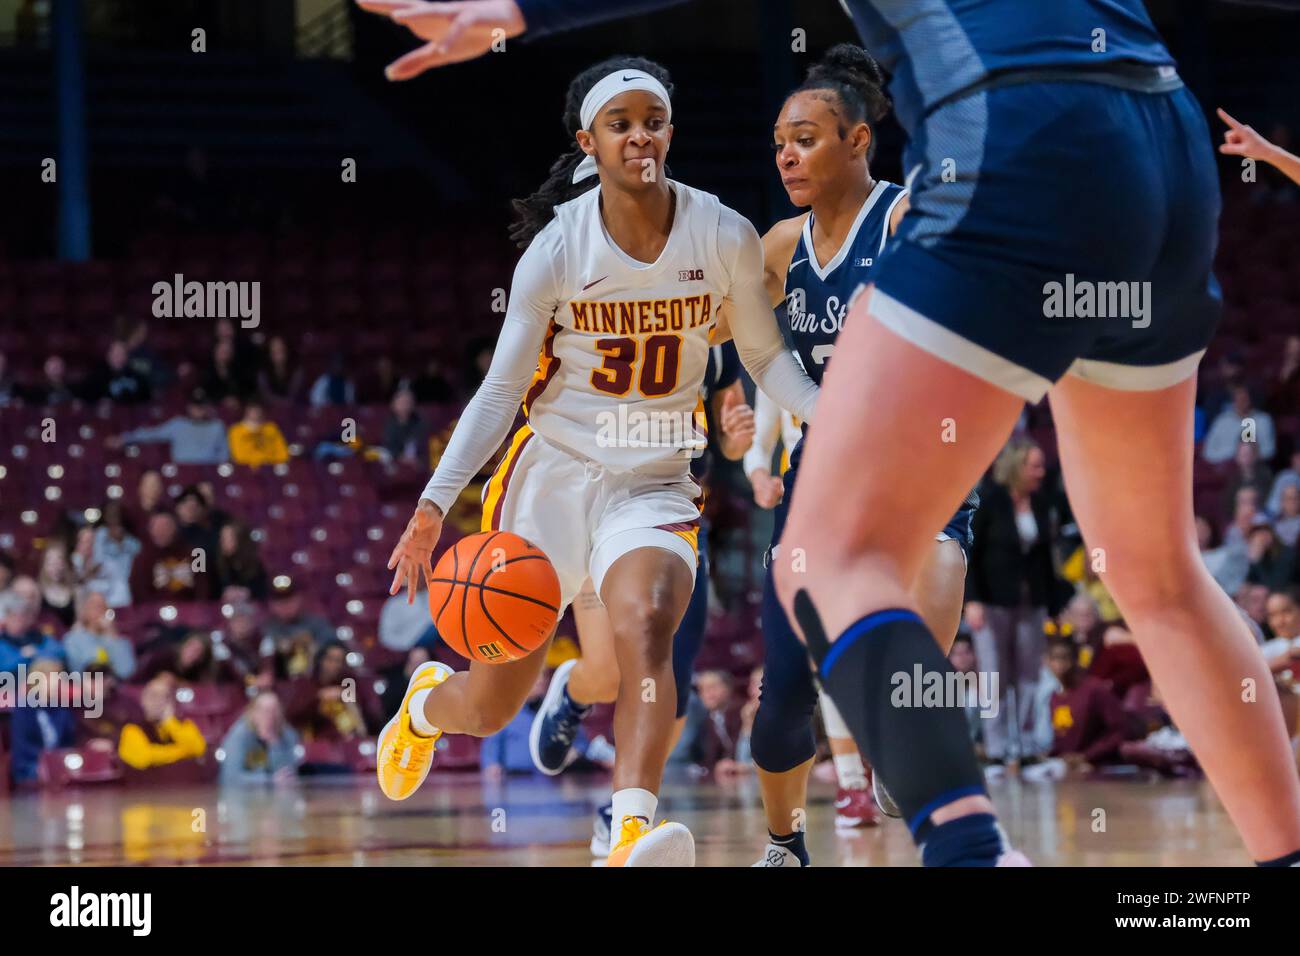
[
  {"x1": 568, "y1": 579, "x2": 621, "y2": 705},
  {"x1": 773, "y1": 292, "x2": 1024, "y2": 861},
  {"x1": 418, "y1": 631, "x2": 555, "y2": 736},
  {"x1": 599, "y1": 546, "x2": 695, "y2": 865},
  {"x1": 1048, "y1": 372, "x2": 1300, "y2": 861}
]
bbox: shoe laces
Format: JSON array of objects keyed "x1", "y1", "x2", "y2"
[
  {"x1": 389, "y1": 722, "x2": 434, "y2": 773},
  {"x1": 612, "y1": 816, "x2": 650, "y2": 851}
]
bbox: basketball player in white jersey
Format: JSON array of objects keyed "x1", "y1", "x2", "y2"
[{"x1": 378, "y1": 56, "x2": 819, "y2": 867}]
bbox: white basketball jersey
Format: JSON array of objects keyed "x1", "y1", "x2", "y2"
[{"x1": 522, "y1": 180, "x2": 731, "y2": 472}]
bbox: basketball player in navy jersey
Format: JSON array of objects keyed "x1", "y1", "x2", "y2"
[
  {"x1": 361, "y1": 0, "x2": 1300, "y2": 868},
  {"x1": 729, "y1": 44, "x2": 980, "y2": 867}
]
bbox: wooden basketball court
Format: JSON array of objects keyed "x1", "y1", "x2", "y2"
[{"x1": 0, "y1": 772, "x2": 1251, "y2": 867}]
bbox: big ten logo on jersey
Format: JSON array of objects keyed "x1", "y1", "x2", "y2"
[
  {"x1": 786, "y1": 287, "x2": 848, "y2": 335},
  {"x1": 678, "y1": 268, "x2": 704, "y2": 281}
]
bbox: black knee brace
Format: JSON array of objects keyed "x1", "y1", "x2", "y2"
[
  {"x1": 795, "y1": 589, "x2": 987, "y2": 840},
  {"x1": 750, "y1": 571, "x2": 819, "y2": 773}
]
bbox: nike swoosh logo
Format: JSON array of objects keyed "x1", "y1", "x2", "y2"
[
  {"x1": 582, "y1": 276, "x2": 608, "y2": 291},
  {"x1": 622, "y1": 75, "x2": 637, "y2": 81},
  {"x1": 788, "y1": 258, "x2": 808, "y2": 272}
]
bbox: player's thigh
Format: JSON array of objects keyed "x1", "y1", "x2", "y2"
[
  {"x1": 781, "y1": 299, "x2": 1023, "y2": 580},
  {"x1": 1047, "y1": 373, "x2": 1201, "y2": 605},
  {"x1": 592, "y1": 473, "x2": 699, "y2": 652},
  {"x1": 485, "y1": 429, "x2": 591, "y2": 610}
]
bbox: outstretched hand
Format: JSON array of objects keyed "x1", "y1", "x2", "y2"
[
  {"x1": 1216, "y1": 108, "x2": 1276, "y2": 162},
  {"x1": 356, "y1": 0, "x2": 527, "y2": 80},
  {"x1": 386, "y1": 499, "x2": 444, "y2": 604}
]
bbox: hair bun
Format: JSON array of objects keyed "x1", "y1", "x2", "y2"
[{"x1": 817, "y1": 43, "x2": 884, "y2": 88}]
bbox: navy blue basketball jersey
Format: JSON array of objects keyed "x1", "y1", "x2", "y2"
[
  {"x1": 783, "y1": 179, "x2": 907, "y2": 387},
  {"x1": 838, "y1": 1, "x2": 1174, "y2": 133}
]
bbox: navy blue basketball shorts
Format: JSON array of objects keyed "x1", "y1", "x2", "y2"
[{"x1": 868, "y1": 80, "x2": 1222, "y2": 403}]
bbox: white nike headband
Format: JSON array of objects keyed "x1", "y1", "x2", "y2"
[{"x1": 571, "y1": 69, "x2": 673, "y2": 184}]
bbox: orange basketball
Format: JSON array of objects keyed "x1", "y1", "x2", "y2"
[{"x1": 427, "y1": 531, "x2": 561, "y2": 664}]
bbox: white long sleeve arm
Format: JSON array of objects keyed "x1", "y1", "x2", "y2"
[
  {"x1": 721, "y1": 210, "x2": 819, "y2": 423},
  {"x1": 743, "y1": 387, "x2": 783, "y2": 478},
  {"x1": 419, "y1": 232, "x2": 563, "y2": 514}
]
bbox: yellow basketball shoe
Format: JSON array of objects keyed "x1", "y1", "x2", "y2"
[
  {"x1": 606, "y1": 817, "x2": 695, "y2": 867},
  {"x1": 376, "y1": 661, "x2": 455, "y2": 801}
]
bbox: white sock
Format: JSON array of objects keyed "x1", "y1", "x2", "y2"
[
  {"x1": 407, "y1": 688, "x2": 441, "y2": 738},
  {"x1": 610, "y1": 787, "x2": 657, "y2": 832},
  {"x1": 832, "y1": 752, "x2": 868, "y2": 790}
]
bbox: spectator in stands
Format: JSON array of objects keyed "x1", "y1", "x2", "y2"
[
  {"x1": 8, "y1": 657, "x2": 79, "y2": 785},
  {"x1": 84, "y1": 340, "x2": 151, "y2": 405},
  {"x1": 1046, "y1": 639, "x2": 1130, "y2": 771},
  {"x1": 0, "y1": 552, "x2": 15, "y2": 593},
  {"x1": 283, "y1": 640, "x2": 383, "y2": 744},
  {"x1": 63, "y1": 588, "x2": 136, "y2": 679},
  {"x1": 219, "y1": 692, "x2": 302, "y2": 785},
  {"x1": 716, "y1": 665, "x2": 763, "y2": 776},
  {"x1": 214, "y1": 521, "x2": 268, "y2": 599},
  {"x1": 966, "y1": 437, "x2": 1061, "y2": 765},
  {"x1": 1202, "y1": 385, "x2": 1276, "y2": 464},
  {"x1": 24, "y1": 354, "x2": 77, "y2": 406},
  {"x1": 309, "y1": 352, "x2": 357, "y2": 408},
  {"x1": 693, "y1": 670, "x2": 744, "y2": 773},
  {"x1": 0, "y1": 350, "x2": 17, "y2": 406},
  {"x1": 946, "y1": 635, "x2": 985, "y2": 749},
  {"x1": 126, "y1": 470, "x2": 167, "y2": 531},
  {"x1": 1268, "y1": 450, "x2": 1300, "y2": 515},
  {"x1": 0, "y1": 589, "x2": 64, "y2": 674},
  {"x1": 76, "y1": 664, "x2": 140, "y2": 744},
  {"x1": 1196, "y1": 512, "x2": 1248, "y2": 595},
  {"x1": 89, "y1": 502, "x2": 141, "y2": 608},
  {"x1": 412, "y1": 357, "x2": 454, "y2": 404},
  {"x1": 129, "y1": 511, "x2": 211, "y2": 604},
  {"x1": 141, "y1": 631, "x2": 240, "y2": 687},
  {"x1": 227, "y1": 400, "x2": 289, "y2": 468},
  {"x1": 378, "y1": 576, "x2": 437, "y2": 651},
  {"x1": 1223, "y1": 442, "x2": 1274, "y2": 521},
  {"x1": 202, "y1": 339, "x2": 254, "y2": 408},
  {"x1": 174, "y1": 485, "x2": 220, "y2": 559},
  {"x1": 1274, "y1": 482, "x2": 1300, "y2": 548},
  {"x1": 1246, "y1": 520, "x2": 1298, "y2": 591},
  {"x1": 359, "y1": 355, "x2": 402, "y2": 405},
  {"x1": 263, "y1": 576, "x2": 334, "y2": 677},
  {"x1": 109, "y1": 389, "x2": 229, "y2": 465},
  {"x1": 218, "y1": 600, "x2": 269, "y2": 684},
  {"x1": 1057, "y1": 592, "x2": 1107, "y2": 669},
  {"x1": 1224, "y1": 486, "x2": 1263, "y2": 549},
  {"x1": 36, "y1": 542, "x2": 78, "y2": 627},
  {"x1": 1090, "y1": 624, "x2": 1152, "y2": 698},
  {"x1": 117, "y1": 673, "x2": 207, "y2": 771},
  {"x1": 1262, "y1": 586, "x2": 1300, "y2": 675},
  {"x1": 1236, "y1": 582, "x2": 1273, "y2": 639},
  {"x1": 122, "y1": 318, "x2": 175, "y2": 394},
  {"x1": 382, "y1": 387, "x2": 430, "y2": 466},
  {"x1": 1266, "y1": 335, "x2": 1300, "y2": 419},
  {"x1": 258, "y1": 335, "x2": 304, "y2": 404},
  {"x1": 380, "y1": 644, "x2": 432, "y2": 717}
]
